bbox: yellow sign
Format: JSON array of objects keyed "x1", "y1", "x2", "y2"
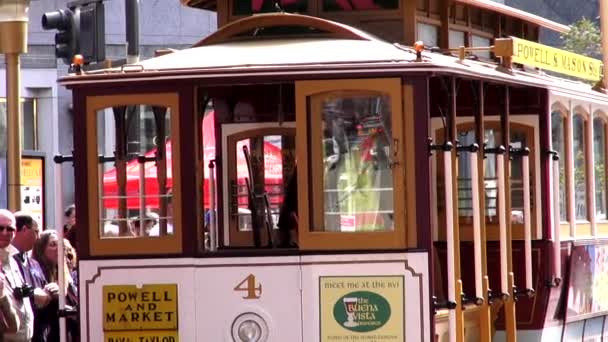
[
  {"x1": 494, "y1": 37, "x2": 603, "y2": 81},
  {"x1": 319, "y1": 276, "x2": 404, "y2": 342},
  {"x1": 20, "y1": 157, "x2": 44, "y2": 227},
  {"x1": 103, "y1": 284, "x2": 178, "y2": 331},
  {"x1": 105, "y1": 330, "x2": 178, "y2": 342}
]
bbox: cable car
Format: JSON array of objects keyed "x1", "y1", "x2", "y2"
[{"x1": 57, "y1": 3, "x2": 608, "y2": 341}]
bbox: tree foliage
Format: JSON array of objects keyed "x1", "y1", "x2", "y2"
[{"x1": 561, "y1": 17, "x2": 602, "y2": 59}]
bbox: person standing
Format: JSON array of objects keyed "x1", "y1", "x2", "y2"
[
  {"x1": 62, "y1": 206, "x2": 77, "y2": 252},
  {"x1": 0, "y1": 209, "x2": 33, "y2": 342},
  {"x1": 12, "y1": 213, "x2": 59, "y2": 342},
  {"x1": 33, "y1": 231, "x2": 79, "y2": 342},
  {"x1": 0, "y1": 270, "x2": 19, "y2": 336}
]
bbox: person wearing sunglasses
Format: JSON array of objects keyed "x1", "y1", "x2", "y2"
[{"x1": 0, "y1": 209, "x2": 34, "y2": 342}]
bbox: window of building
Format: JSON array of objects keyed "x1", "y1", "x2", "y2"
[
  {"x1": 573, "y1": 114, "x2": 588, "y2": 221},
  {"x1": 323, "y1": 0, "x2": 399, "y2": 11},
  {"x1": 593, "y1": 115, "x2": 607, "y2": 220},
  {"x1": 233, "y1": 0, "x2": 307, "y2": 15},
  {"x1": 0, "y1": 98, "x2": 38, "y2": 151},
  {"x1": 552, "y1": 110, "x2": 568, "y2": 222},
  {"x1": 471, "y1": 35, "x2": 491, "y2": 59},
  {"x1": 449, "y1": 30, "x2": 465, "y2": 48},
  {"x1": 417, "y1": 22, "x2": 439, "y2": 47}
]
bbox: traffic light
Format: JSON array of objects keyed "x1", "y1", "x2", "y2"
[
  {"x1": 42, "y1": 8, "x2": 77, "y2": 64},
  {"x1": 78, "y1": 1, "x2": 105, "y2": 63},
  {"x1": 42, "y1": 1, "x2": 105, "y2": 65}
]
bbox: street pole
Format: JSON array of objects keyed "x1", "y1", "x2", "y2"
[
  {"x1": 5, "y1": 52, "x2": 21, "y2": 212},
  {"x1": 0, "y1": 0, "x2": 30, "y2": 211}
]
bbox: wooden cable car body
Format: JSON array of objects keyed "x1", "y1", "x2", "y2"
[{"x1": 59, "y1": 11, "x2": 608, "y2": 342}]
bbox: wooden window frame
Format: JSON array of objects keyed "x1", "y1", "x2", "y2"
[
  {"x1": 295, "y1": 78, "x2": 407, "y2": 250},
  {"x1": 318, "y1": 0, "x2": 402, "y2": 20},
  {"x1": 572, "y1": 109, "x2": 592, "y2": 237},
  {"x1": 224, "y1": 127, "x2": 296, "y2": 246},
  {"x1": 85, "y1": 93, "x2": 182, "y2": 256},
  {"x1": 433, "y1": 120, "x2": 539, "y2": 241},
  {"x1": 551, "y1": 104, "x2": 572, "y2": 239},
  {"x1": 226, "y1": 1, "x2": 404, "y2": 25},
  {"x1": 593, "y1": 112, "x2": 608, "y2": 236}
]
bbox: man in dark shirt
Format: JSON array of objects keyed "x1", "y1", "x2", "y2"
[
  {"x1": 12, "y1": 213, "x2": 59, "y2": 342},
  {"x1": 277, "y1": 170, "x2": 298, "y2": 247}
]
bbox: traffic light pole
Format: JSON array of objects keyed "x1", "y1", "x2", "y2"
[{"x1": 0, "y1": 19, "x2": 27, "y2": 212}]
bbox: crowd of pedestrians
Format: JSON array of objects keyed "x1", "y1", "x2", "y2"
[{"x1": 0, "y1": 207, "x2": 79, "y2": 342}]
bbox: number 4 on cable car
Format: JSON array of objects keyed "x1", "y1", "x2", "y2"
[{"x1": 234, "y1": 274, "x2": 262, "y2": 299}]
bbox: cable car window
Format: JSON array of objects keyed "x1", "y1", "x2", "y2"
[
  {"x1": 313, "y1": 91, "x2": 394, "y2": 232},
  {"x1": 233, "y1": 135, "x2": 287, "y2": 232},
  {"x1": 573, "y1": 114, "x2": 588, "y2": 221},
  {"x1": 97, "y1": 105, "x2": 173, "y2": 239},
  {"x1": 552, "y1": 111, "x2": 568, "y2": 222},
  {"x1": 594, "y1": 116, "x2": 607, "y2": 220},
  {"x1": 323, "y1": 0, "x2": 399, "y2": 11},
  {"x1": 233, "y1": 0, "x2": 307, "y2": 15},
  {"x1": 455, "y1": 124, "x2": 533, "y2": 225}
]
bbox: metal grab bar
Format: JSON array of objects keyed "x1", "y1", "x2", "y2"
[
  {"x1": 522, "y1": 151, "x2": 534, "y2": 293},
  {"x1": 442, "y1": 147, "x2": 458, "y2": 342},
  {"x1": 551, "y1": 154, "x2": 562, "y2": 284},
  {"x1": 208, "y1": 160, "x2": 218, "y2": 252},
  {"x1": 469, "y1": 149, "x2": 484, "y2": 304},
  {"x1": 496, "y1": 151, "x2": 509, "y2": 299}
]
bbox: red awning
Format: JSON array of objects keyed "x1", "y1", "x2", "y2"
[{"x1": 102, "y1": 112, "x2": 284, "y2": 209}]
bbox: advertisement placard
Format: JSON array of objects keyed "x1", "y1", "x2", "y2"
[
  {"x1": 103, "y1": 283, "x2": 178, "y2": 340},
  {"x1": 320, "y1": 276, "x2": 404, "y2": 341},
  {"x1": 21, "y1": 157, "x2": 44, "y2": 227}
]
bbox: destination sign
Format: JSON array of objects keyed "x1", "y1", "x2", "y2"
[
  {"x1": 494, "y1": 37, "x2": 603, "y2": 82},
  {"x1": 103, "y1": 284, "x2": 178, "y2": 331},
  {"x1": 105, "y1": 330, "x2": 178, "y2": 342}
]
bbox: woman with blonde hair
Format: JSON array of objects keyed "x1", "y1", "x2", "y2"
[{"x1": 32, "y1": 230, "x2": 79, "y2": 342}]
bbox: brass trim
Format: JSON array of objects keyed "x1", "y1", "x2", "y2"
[{"x1": 0, "y1": 21, "x2": 27, "y2": 54}]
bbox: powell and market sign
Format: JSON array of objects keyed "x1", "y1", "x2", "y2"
[{"x1": 494, "y1": 37, "x2": 603, "y2": 82}]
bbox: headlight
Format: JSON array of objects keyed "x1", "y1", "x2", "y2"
[
  {"x1": 238, "y1": 320, "x2": 261, "y2": 341},
  {"x1": 231, "y1": 312, "x2": 269, "y2": 342}
]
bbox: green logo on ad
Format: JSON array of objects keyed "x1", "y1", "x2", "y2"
[{"x1": 333, "y1": 291, "x2": 391, "y2": 332}]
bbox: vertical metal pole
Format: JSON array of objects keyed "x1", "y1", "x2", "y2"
[
  {"x1": 208, "y1": 160, "x2": 217, "y2": 251},
  {"x1": 125, "y1": 0, "x2": 140, "y2": 64},
  {"x1": 470, "y1": 151, "x2": 483, "y2": 302},
  {"x1": 501, "y1": 86, "x2": 517, "y2": 342},
  {"x1": 138, "y1": 157, "x2": 145, "y2": 236},
  {"x1": 475, "y1": 81, "x2": 492, "y2": 342},
  {"x1": 522, "y1": 153, "x2": 533, "y2": 291},
  {"x1": 57, "y1": 202, "x2": 67, "y2": 342},
  {"x1": 497, "y1": 153, "x2": 509, "y2": 295},
  {"x1": 553, "y1": 157, "x2": 562, "y2": 281},
  {"x1": 443, "y1": 149, "x2": 457, "y2": 342},
  {"x1": 1, "y1": 17, "x2": 28, "y2": 212},
  {"x1": 6, "y1": 53, "x2": 22, "y2": 211},
  {"x1": 449, "y1": 77, "x2": 464, "y2": 342}
]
